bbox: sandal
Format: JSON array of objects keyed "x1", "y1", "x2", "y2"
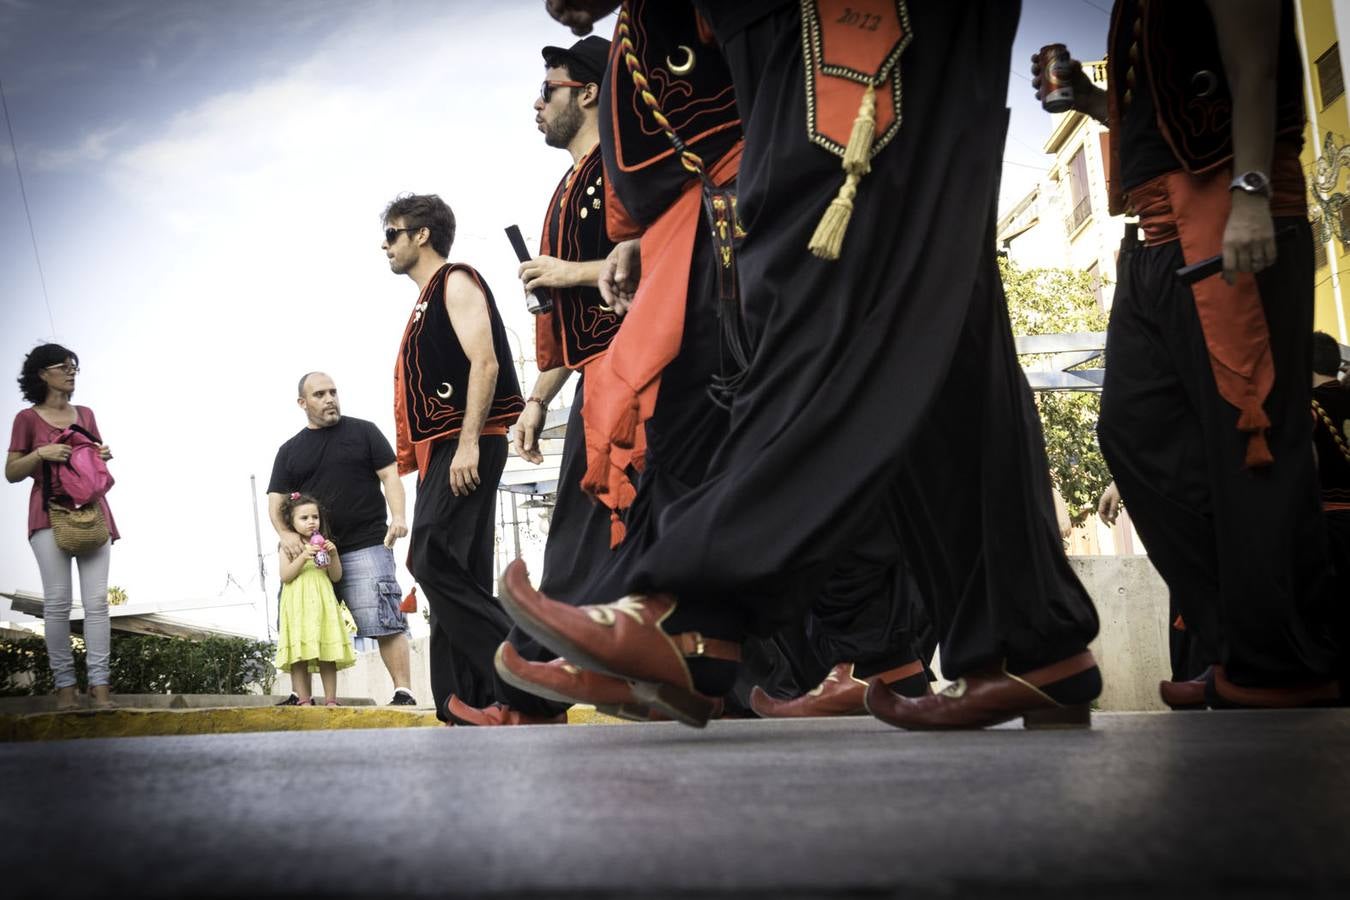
[
  {"x1": 55, "y1": 687, "x2": 81, "y2": 712},
  {"x1": 324, "y1": 698, "x2": 340, "y2": 708}
]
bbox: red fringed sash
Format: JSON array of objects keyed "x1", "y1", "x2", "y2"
[
  {"x1": 580, "y1": 142, "x2": 743, "y2": 546},
  {"x1": 1127, "y1": 150, "x2": 1307, "y2": 468}
]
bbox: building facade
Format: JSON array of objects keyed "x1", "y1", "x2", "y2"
[
  {"x1": 997, "y1": 61, "x2": 1121, "y2": 313},
  {"x1": 1302, "y1": 0, "x2": 1350, "y2": 341}
]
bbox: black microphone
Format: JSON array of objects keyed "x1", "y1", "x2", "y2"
[
  {"x1": 505, "y1": 225, "x2": 552, "y2": 314},
  {"x1": 1175, "y1": 225, "x2": 1297, "y2": 285}
]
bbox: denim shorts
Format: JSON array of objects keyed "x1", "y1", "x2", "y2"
[{"x1": 335, "y1": 545, "x2": 409, "y2": 638}]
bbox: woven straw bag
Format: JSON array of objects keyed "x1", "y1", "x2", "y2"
[{"x1": 48, "y1": 502, "x2": 109, "y2": 556}]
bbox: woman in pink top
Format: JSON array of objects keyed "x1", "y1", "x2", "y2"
[{"x1": 5, "y1": 344, "x2": 119, "y2": 710}]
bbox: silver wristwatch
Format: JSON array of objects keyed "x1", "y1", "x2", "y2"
[{"x1": 1229, "y1": 170, "x2": 1271, "y2": 198}]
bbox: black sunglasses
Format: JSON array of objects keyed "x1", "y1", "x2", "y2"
[
  {"x1": 540, "y1": 79, "x2": 586, "y2": 103},
  {"x1": 384, "y1": 226, "x2": 423, "y2": 243}
]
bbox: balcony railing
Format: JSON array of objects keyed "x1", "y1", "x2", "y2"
[{"x1": 1064, "y1": 194, "x2": 1092, "y2": 234}]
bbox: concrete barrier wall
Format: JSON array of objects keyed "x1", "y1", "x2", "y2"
[
  {"x1": 1071, "y1": 556, "x2": 1171, "y2": 712},
  {"x1": 289, "y1": 556, "x2": 1175, "y2": 713}
]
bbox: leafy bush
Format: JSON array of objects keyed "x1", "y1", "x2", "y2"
[
  {"x1": 1001, "y1": 259, "x2": 1114, "y2": 524},
  {"x1": 0, "y1": 634, "x2": 276, "y2": 696}
]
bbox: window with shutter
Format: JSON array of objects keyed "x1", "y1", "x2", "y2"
[{"x1": 1317, "y1": 45, "x2": 1344, "y2": 108}]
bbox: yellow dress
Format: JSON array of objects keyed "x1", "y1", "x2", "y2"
[{"x1": 274, "y1": 560, "x2": 357, "y2": 673}]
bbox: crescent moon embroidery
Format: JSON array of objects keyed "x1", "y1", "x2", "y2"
[
  {"x1": 667, "y1": 45, "x2": 695, "y2": 75},
  {"x1": 1191, "y1": 70, "x2": 1218, "y2": 98},
  {"x1": 436, "y1": 383, "x2": 453, "y2": 399}
]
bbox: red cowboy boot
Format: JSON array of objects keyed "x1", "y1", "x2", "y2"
[
  {"x1": 864, "y1": 651, "x2": 1101, "y2": 730},
  {"x1": 497, "y1": 560, "x2": 736, "y2": 727}
]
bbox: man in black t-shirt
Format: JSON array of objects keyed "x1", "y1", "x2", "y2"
[{"x1": 268, "y1": 371, "x2": 417, "y2": 706}]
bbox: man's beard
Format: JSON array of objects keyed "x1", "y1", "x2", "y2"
[{"x1": 544, "y1": 99, "x2": 583, "y2": 149}]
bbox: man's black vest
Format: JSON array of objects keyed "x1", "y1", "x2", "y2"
[{"x1": 397, "y1": 262, "x2": 524, "y2": 443}]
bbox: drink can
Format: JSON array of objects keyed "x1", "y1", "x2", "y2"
[{"x1": 1039, "y1": 44, "x2": 1075, "y2": 114}]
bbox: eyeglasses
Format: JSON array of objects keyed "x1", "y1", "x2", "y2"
[
  {"x1": 540, "y1": 79, "x2": 585, "y2": 103},
  {"x1": 384, "y1": 226, "x2": 422, "y2": 244},
  {"x1": 44, "y1": 363, "x2": 79, "y2": 375}
]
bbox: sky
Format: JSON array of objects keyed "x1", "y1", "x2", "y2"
[{"x1": 0, "y1": 0, "x2": 1111, "y2": 638}]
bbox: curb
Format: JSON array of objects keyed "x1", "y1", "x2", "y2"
[{"x1": 0, "y1": 703, "x2": 629, "y2": 742}]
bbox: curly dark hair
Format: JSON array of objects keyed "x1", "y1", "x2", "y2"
[
  {"x1": 279, "y1": 491, "x2": 327, "y2": 538},
  {"x1": 382, "y1": 193, "x2": 456, "y2": 257},
  {"x1": 1313, "y1": 331, "x2": 1344, "y2": 377},
  {"x1": 17, "y1": 343, "x2": 79, "y2": 404}
]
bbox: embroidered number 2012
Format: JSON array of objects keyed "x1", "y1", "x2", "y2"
[{"x1": 835, "y1": 7, "x2": 881, "y2": 30}]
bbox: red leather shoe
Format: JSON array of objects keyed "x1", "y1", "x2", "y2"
[
  {"x1": 750, "y1": 661, "x2": 928, "y2": 718},
  {"x1": 1159, "y1": 668, "x2": 1210, "y2": 710},
  {"x1": 1205, "y1": 664, "x2": 1341, "y2": 709},
  {"x1": 497, "y1": 560, "x2": 736, "y2": 727},
  {"x1": 864, "y1": 651, "x2": 1100, "y2": 731},
  {"x1": 494, "y1": 642, "x2": 654, "y2": 721},
  {"x1": 444, "y1": 694, "x2": 567, "y2": 727},
  {"x1": 494, "y1": 644, "x2": 726, "y2": 723}
]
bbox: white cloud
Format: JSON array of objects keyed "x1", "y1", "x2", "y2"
[
  {"x1": 32, "y1": 125, "x2": 124, "y2": 171},
  {"x1": 1, "y1": 4, "x2": 590, "y2": 629}
]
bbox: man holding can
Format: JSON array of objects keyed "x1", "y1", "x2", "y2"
[{"x1": 1034, "y1": 0, "x2": 1341, "y2": 708}]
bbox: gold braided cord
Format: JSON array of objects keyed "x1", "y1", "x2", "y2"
[
  {"x1": 617, "y1": 4, "x2": 708, "y2": 179},
  {"x1": 1312, "y1": 397, "x2": 1350, "y2": 464}
]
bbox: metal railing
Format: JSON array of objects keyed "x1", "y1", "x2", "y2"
[
  {"x1": 1016, "y1": 331, "x2": 1106, "y2": 391},
  {"x1": 1064, "y1": 194, "x2": 1092, "y2": 234}
]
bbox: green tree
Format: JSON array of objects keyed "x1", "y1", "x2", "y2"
[{"x1": 1000, "y1": 258, "x2": 1113, "y2": 525}]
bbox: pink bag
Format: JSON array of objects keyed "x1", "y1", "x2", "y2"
[{"x1": 54, "y1": 424, "x2": 114, "y2": 508}]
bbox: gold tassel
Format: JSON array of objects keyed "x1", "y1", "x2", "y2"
[
  {"x1": 808, "y1": 173, "x2": 860, "y2": 260},
  {"x1": 841, "y1": 83, "x2": 877, "y2": 173},
  {"x1": 810, "y1": 83, "x2": 877, "y2": 261}
]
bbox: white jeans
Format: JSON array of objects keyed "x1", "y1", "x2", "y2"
[{"x1": 29, "y1": 528, "x2": 111, "y2": 688}]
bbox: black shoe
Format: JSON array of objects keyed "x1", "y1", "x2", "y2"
[
  {"x1": 389, "y1": 690, "x2": 417, "y2": 706},
  {"x1": 275, "y1": 693, "x2": 301, "y2": 706}
]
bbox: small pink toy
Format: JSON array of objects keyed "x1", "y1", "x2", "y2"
[{"x1": 310, "y1": 533, "x2": 330, "y2": 567}]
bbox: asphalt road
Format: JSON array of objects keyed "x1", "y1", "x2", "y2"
[{"x1": 3, "y1": 711, "x2": 1348, "y2": 898}]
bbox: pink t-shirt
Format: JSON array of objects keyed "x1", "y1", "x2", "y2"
[{"x1": 8, "y1": 406, "x2": 120, "y2": 541}]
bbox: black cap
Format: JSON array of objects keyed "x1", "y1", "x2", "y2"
[{"x1": 541, "y1": 35, "x2": 611, "y2": 86}]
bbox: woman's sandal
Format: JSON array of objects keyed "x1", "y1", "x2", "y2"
[
  {"x1": 90, "y1": 685, "x2": 118, "y2": 710},
  {"x1": 324, "y1": 698, "x2": 340, "y2": 708}
]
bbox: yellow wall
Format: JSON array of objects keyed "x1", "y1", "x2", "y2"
[{"x1": 1300, "y1": 0, "x2": 1350, "y2": 340}]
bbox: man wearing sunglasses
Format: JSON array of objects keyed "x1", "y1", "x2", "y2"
[
  {"x1": 381, "y1": 193, "x2": 525, "y2": 723},
  {"x1": 445, "y1": 37, "x2": 623, "y2": 726}
]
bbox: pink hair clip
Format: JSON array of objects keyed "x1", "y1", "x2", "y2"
[{"x1": 289, "y1": 492, "x2": 300, "y2": 501}]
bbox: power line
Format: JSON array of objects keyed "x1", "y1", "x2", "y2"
[
  {"x1": 0, "y1": 75, "x2": 56, "y2": 336},
  {"x1": 1078, "y1": 0, "x2": 1112, "y2": 16}
]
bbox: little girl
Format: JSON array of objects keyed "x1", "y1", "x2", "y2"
[{"x1": 275, "y1": 492, "x2": 355, "y2": 706}]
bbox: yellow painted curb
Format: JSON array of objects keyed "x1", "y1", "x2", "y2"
[
  {"x1": 566, "y1": 705, "x2": 629, "y2": 726},
  {"x1": 0, "y1": 703, "x2": 633, "y2": 742},
  {"x1": 0, "y1": 706, "x2": 442, "y2": 743}
]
